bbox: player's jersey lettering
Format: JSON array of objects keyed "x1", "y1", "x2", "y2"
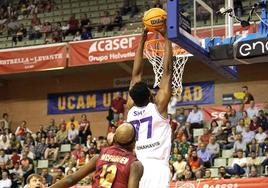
[
  {"x1": 136, "y1": 141, "x2": 160, "y2": 150},
  {"x1": 100, "y1": 154, "x2": 129, "y2": 165}
]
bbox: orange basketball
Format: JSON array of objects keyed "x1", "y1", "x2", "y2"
[{"x1": 143, "y1": 8, "x2": 167, "y2": 31}]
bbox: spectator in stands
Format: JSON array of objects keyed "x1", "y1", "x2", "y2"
[
  {"x1": 80, "y1": 27, "x2": 92, "y2": 40},
  {"x1": 175, "y1": 108, "x2": 187, "y2": 126},
  {"x1": 25, "y1": 174, "x2": 44, "y2": 188},
  {"x1": 243, "y1": 125, "x2": 255, "y2": 144},
  {"x1": 10, "y1": 150, "x2": 21, "y2": 167},
  {"x1": 197, "y1": 143, "x2": 211, "y2": 168},
  {"x1": 0, "y1": 15, "x2": 7, "y2": 35},
  {"x1": 34, "y1": 137, "x2": 47, "y2": 160},
  {"x1": 226, "y1": 149, "x2": 247, "y2": 177},
  {"x1": 55, "y1": 123, "x2": 67, "y2": 145},
  {"x1": 9, "y1": 162, "x2": 23, "y2": 186},
  {"x1": 247, "y1": 151, "x2": 261, "y2": 167},
  {"x1": 236, "y1": 103, "x2": 244, "y2": 120},
  {"x1": 28, "y1": 25, "x2": 42, "y2": 40},
  {"x1": 233, "y1": 134, "x2": 247, "y2": 154},
  {"x1": 261, "y1": 149, "x2": 268, "y2": 166},
  {"x1": 0, "y1": 170, "x2": 12, "y2": 188},
  {"x1": 198, "y1": 127, "x2": 211, "y2": 146},
  {"x1": 177, "y1": 136, "x2": 190, "y2": 158},
  {"x1": 7, "y1": 17, "x2": 20, "y2": 38},
  {"x1": 0, "y1": 149, "x2": 9, "y2": 166},
  {"x1": 218, "y1": 166, "x2": 231, "y2": 179},
  {"x1": 41, "y1": 21, "x2": 52, "y2": 42},
  {"x1": 71, "y1": 144, "x2": 83, "y2": 160},
  {"x1": 249, "y1": 165, "x2": 258, "y2": 177},
  {"x1": 243, "y1": 111, "x2": 251, "y2": 127},
  {"x1": 78, "y1": 114, "x2": 91, "y2": 144},
  {"x1": 236, "y1": 118, "x2": 245, "y2": 134},
  {"x1": 66, "y1": 14, "x2": 79, "y2": 36},
  {"x1": 80, "y1": 13, "x2": 91, "y2": 31},
  {"x1": 247, "y1": 138, "x2": 260, "y2": 154},
  {"x1": 207, "y1": 136, "x2": 220, "y2": 163},
  {"x1": 188, "y1": 150, "x2": 202, "y2": 173},
  {"x1": 0, "y1": 135, "x2": 10, "y2": 152},
  {"x1": 229, "y1": 109, "x2": 239, "y2": 127},
  {"x1": 242, "y1": 86, "x2": 254, "y2": 104},
  {"x1": 172, "y1": 154, "x2": 187, "y2": 180},
  {"x1": 98, "y1": 11, "x2": 112, "y2": 32},
  {"x1": 44, "y1": 139, "x2": 59, "y2": 161},
  {"x1": 258, "y1": 110, "x2": 268, "y2": 131},
  {"x1": 187, "y1": 105, "x2": 203, "y2": 132},
  {"x1": 255, "y1": 127, "x2": 267, "y2": 144},
  {"x1": 73, "y1": 31, "x2": 81, "y2": 41},
  {"x1": 66, "y1": 116, "x2": 79, "y2": 131},
  {"x1": 154, "y1": 0, "x2": 163, "y2": 8},
  {"x1": 111, "y1": 92, "x2": 126, "y2": 122},
  {"x1": 216, "y1": 127, "x2": 228, "y2": 149},
  {"x1": 31, "y1": 14, "x2": 41, "y2": 27},
  {"x1": 247, "y1": 100, "x2": 259, "y2": 119},
  {"x1": 20, "y1": 152, "x2": 34, "y2": 184},
  {"x1": 47, "y1": 119, "x2": 58, "y2": 134},
  {"x1": 0, "y1": 113, "x2": 10, "y2": 130},
  {"x1": 41, "y1": 168, "x2": 53, "y2": 186},
  {"x1": 210, "y1": 120, "x2": 220, "y2": 135},
  {"x1": 111, "y1": 11, "x2": 123, "y2": 31},
  {"x1": 107, "y1": 126, "x2": 116, "y2": 146},
  {"x1": 15, "y1": 121, "x2": 32, "y2": 140},
  {"x1": 68, "y1": 123, "x2": 79, "y2": 144},
  {"x1": 9, "y1": 133, "x2": 21, "y2": 153},
  {"x1": 52, "y1": 30, "x2": 63, "y2": 43},
  {"x1": 250, "y1": 115, "x2": 261, "y2": 132}
]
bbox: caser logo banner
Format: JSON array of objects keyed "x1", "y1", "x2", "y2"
[
  {"x1": 236, "y1": 37, "x2": 268, "y2": 58},
  {"x1": 69, "y1": 34, "x2": 155, "y2": 66}
]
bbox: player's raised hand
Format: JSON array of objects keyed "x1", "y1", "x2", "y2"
[{"x1": 141, "y1": 27, "x2": 149, "y2": 41}]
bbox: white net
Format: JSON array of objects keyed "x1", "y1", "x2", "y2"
[{"x1": 144, "y1": 39, "x2": 189, "y2": 95}]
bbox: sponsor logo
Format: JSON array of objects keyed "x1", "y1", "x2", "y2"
[
  {"x1": 136, "y1": 142, "x2": 160, "y2": 150},
  {"x1": 88, "y1": 37, "x2": 136, "y2": 54},
  {"x1": 237, "y1": 38, "x2": 268, "y2": 58}
]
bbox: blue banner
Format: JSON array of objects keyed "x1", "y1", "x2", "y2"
[{"x1": 47, "y1": 81, "x2": 214, "y2": 114}]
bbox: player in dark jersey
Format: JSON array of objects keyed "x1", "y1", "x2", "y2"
[{"x1": 49, "y1": 123, "x2": 143, "y2": 188}]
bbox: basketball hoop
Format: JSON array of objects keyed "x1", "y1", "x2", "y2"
[{"x1": 144, "y1": 39, "x2": 190, "y2": 96}]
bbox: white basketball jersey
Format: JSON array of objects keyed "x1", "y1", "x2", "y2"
[{"x1": 127, "y1": 102, "x2": 171, "y2": 163}]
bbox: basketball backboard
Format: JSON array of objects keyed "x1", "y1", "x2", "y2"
[{"x1": 167, "y1": 0, "x2": 238, "y2": 79}]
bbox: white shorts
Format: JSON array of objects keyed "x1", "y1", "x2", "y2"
[{"x1": 139, "y1": 160, "x2": 170, "y2": 188}]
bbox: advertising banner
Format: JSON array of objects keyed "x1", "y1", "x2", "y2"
[{"x1": 0, "y1": 43, "x2": 66, "y2": 74}]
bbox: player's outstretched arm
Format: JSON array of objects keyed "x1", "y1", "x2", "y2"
[
  {"x1": 49, "y1": 155, "x2": 98, "y2": 188},
  {"x1": 128, "y1": 161, "x2": 144, "y2": 188},
  {"x1": 125, "y1": 30, "x2": 148, "y2": 116},
  {"x1": 155, "y1": 26, "x2": 173, "y2": 118}
]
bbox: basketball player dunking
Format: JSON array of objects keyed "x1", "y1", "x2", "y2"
[
  {"x1": 126, "y1": 24, "x2": 173, "y2": 188},
  {"x1": 49, "y1": 123, "x2": 143, "y2": 188}
]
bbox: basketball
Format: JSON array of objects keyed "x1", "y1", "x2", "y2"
[{"x1": 143, "y1": 8, "x2": 167, "y2": 31}]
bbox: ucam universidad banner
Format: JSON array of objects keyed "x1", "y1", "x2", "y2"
[
  {"x1": 0, "y1": 43, "x2": 66, "y2": 74},
  {"x1": 47, "y1": 81, "x2": 214, "y2": 115}
]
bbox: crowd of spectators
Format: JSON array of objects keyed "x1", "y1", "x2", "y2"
[
  {"x1": 169, "y1": 86, "x2": 268, "y2": 181},
  {"x1": 1, "y1": 85, "x2": 268, "y2": 187},
  {"x1": 0, "y1": 0, "x2": 128, "y2": 45}
]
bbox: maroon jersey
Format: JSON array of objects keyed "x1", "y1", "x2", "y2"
[{"x1": 92, "y1": 145, "x2": 137, "y2": 188}]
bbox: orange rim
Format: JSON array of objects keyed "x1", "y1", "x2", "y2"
[{"x1": 145, "y1": 39, "x2": 188, "y2": 55}]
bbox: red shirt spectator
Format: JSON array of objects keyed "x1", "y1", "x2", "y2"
[
  {"x1": 68, "y1": 14, "x2": 79, "y2": 30},
  {"x1": 10, "y1": 151, "x2": 21, "y2": 166},
  {"x1": 71, "y1": 144, "x2": 83, "y2": 160},
  {"x1": 250, "y1": 115, "x2": 261, "y2": 132},
  {"x1": 111, "y1": 92, "x2": 126, "y2": 114},
  {"x1": 199, "y1": 128, "x2": 211, "y2": 146}
]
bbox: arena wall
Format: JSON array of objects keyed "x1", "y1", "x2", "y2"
[{"x1": 1, "y1": 61, "x2": 268, "y2": 136}]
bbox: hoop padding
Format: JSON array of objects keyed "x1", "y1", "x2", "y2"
[{"x1": 144, "y1": 39, "x2": 189, "y2": 95}]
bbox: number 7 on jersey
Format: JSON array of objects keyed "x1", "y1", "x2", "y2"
[{"x1": 130, "y1": 116, "x2": 152, "y2": 141}]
